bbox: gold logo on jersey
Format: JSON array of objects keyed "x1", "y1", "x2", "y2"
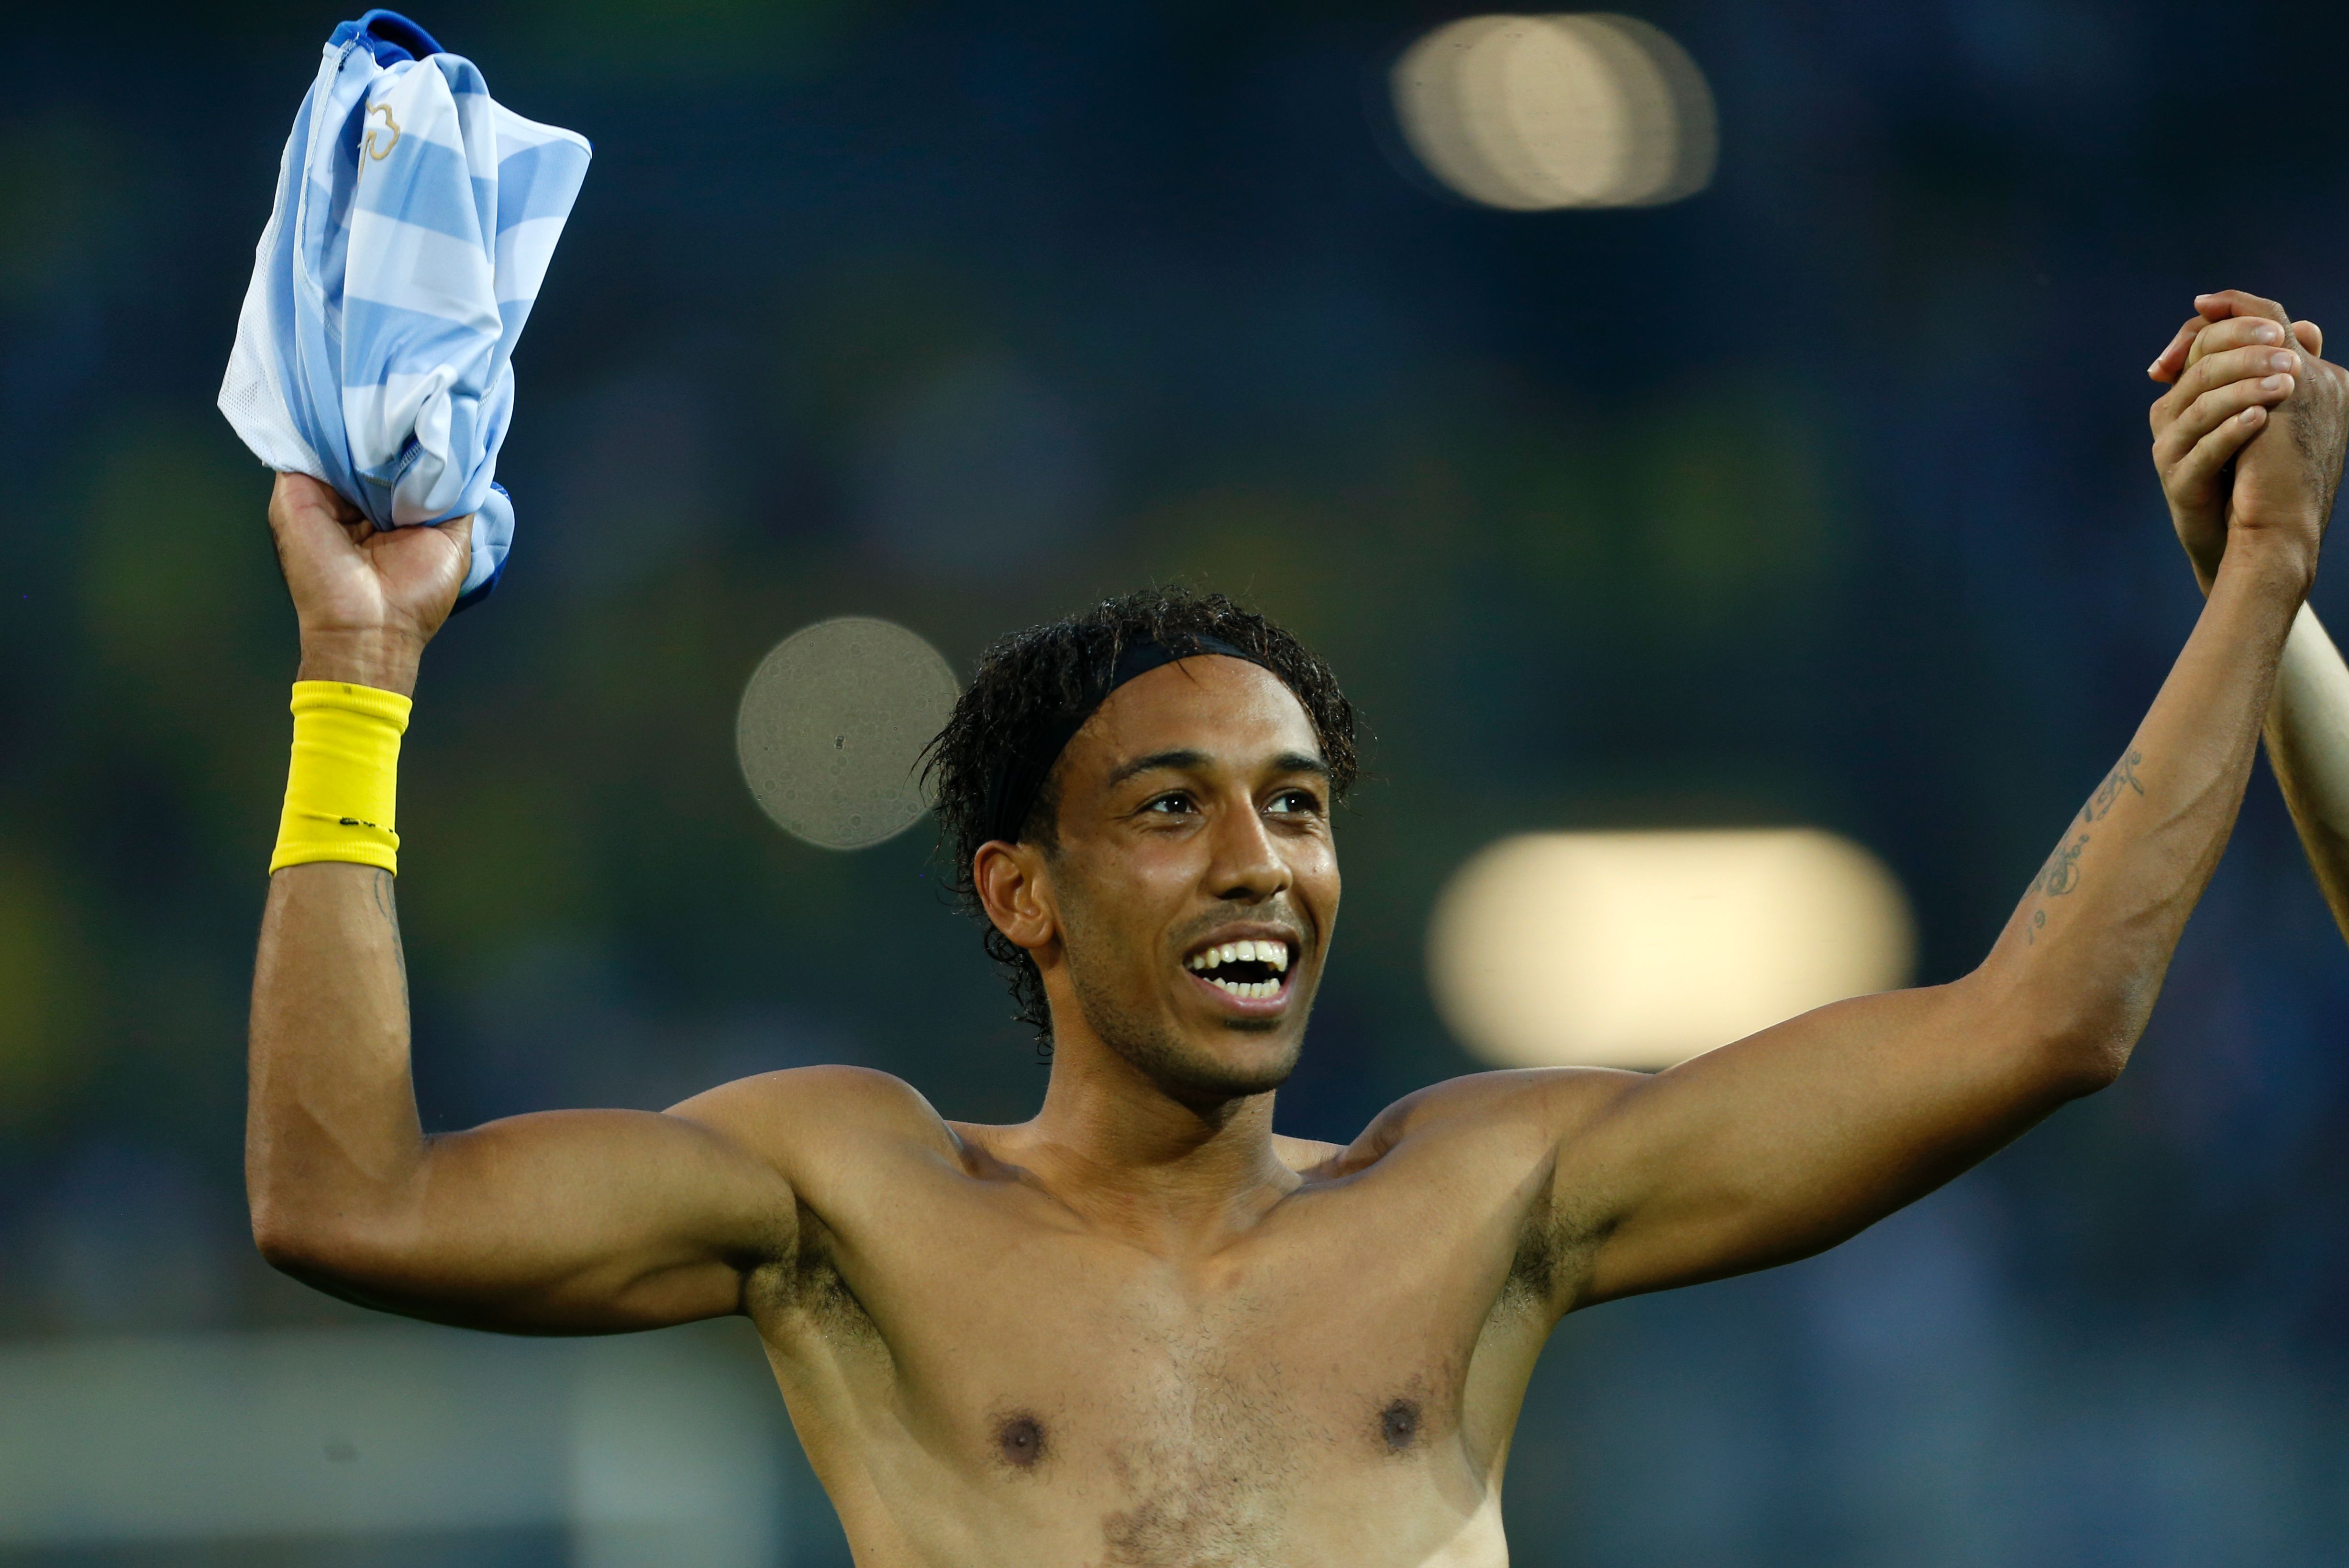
[{"x1": 363, "y1": 102, "x2": 402, "y2": 164}]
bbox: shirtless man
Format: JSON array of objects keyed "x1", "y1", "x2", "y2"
[
  {"x1": 2152, "y1": 290, "x2": 2349, "y2": 942},
  {"x1": 250, "y1": 294, "x2": 2345, "y2": 1566}
]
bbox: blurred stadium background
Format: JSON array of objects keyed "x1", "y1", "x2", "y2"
[{"x1": 7, "y1": 0, "x2": 2349, "y2": 1562}]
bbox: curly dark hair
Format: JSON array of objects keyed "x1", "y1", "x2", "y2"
[{"x1": 921, "y1": 586, "x2": 1359, "y2": 1043}]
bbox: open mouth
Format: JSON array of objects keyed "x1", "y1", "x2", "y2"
[{"x1": 1183, "y1": 937, "x2": 1294, "y2": 1002}]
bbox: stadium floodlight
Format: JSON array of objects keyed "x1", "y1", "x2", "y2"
[
  {"x1": 1391, "y1": 13, "x2": 1717, "y2": 210},
  {"x1": 1428, "y1": 828, "x2": 1916, "y2": 1069}
]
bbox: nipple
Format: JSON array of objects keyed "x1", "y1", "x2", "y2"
[
  {"x1": 1380, "y1": 1398, "x2": 1421, "y2": 1452},
  {"x1": 996, "y1": 1412, "x2": 1048, "y2": 1470}
]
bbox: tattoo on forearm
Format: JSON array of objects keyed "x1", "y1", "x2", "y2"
[
  {"x1": 2025, "y1": 747, "x2": 2145, "y2": 944},
  {"x1": 2083, "y1": 748, "x2": 2146, "y2": 822}
]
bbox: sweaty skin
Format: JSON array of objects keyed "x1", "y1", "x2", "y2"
[
  {"x1": 2150, "y1": 291, "x2": 2349, "y2": 942},
  {"x1": 250, "y1": 298, "x2": 2345, "y2": 1567}
]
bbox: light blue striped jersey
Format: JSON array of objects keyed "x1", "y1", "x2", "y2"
[{"x1": 219, "y1": 10, "x2": 590, "y2": 608}]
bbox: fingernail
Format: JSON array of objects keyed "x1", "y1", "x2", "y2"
[
  {"x1": 2257, "y1": 323, "x2": 2283, "y2": 343},
  {"x1": 2146, "y1": 360, "x2": 2163, "y2": 376},
  {"x1": 2242, "y1": 406, "x2": 2265, "y2": 423},
  {"x1": 2272, "y1": 352, "x2": 2298, "y2": 371},
  {"x1": 2263, "y1": 374, "x2": 2291, "y2": 390}
]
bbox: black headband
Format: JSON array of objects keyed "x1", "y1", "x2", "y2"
[{"x1": 979, "y1": 633, "x2": 1272, "y2": 846}]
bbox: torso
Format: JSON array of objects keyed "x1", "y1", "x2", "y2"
[{"x1": 740, "y1": 1072, "x2": 1579, "y2": 1568}]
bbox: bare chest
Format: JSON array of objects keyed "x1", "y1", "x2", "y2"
[{"x1": 759, "y1": 1184, "x2": 1539, "y2": 1567}]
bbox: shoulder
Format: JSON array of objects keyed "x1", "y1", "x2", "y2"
[{"x1": 666, "y1": 1065, "x2": 959, "y2": 1178}]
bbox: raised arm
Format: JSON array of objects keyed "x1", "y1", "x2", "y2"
[
  {"x1": 2266, "y1": 607, "x2": 2349, "y2": 938},
  {"x1": 247, "y1": 475, "x2": 794, "y2": 1333},
  {"x1": 2151, "y1": 299, "x2": 2349, "y2": 942},
  {"x1": 1533, "y1": 294, "x2": 2348, "y2": 1311}
]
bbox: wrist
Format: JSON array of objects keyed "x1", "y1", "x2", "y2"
[
  {"x1": 272, "y1": 683, "x2": 410, "y2": 876},
  {"x1": 2211, "y1": 531, "x2": 2317, "y2": 602},
  {"x1": 297, "y1": 627, "x2": 425, "y2": 697}
]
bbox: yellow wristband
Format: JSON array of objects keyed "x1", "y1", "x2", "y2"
[{"x1": 269, "y1": 681, "x2": 413, "y2": 875}]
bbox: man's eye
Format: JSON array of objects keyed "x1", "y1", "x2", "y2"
[
  {"x1": 1143, "y1": 794, "x2": 1197, "y2": 816},
  {"x1": 1268, "y1": 790, "x2": 1322, "y2": 816}
]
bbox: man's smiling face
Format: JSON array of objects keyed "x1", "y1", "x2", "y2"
[{"x1": 1026, "y1": 655, "x2": 1340, "y2": 1101}]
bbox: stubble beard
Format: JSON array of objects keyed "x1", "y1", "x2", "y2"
[{"x1": 1061, "y1": 917, "x2": 1304, "y2": 1105}]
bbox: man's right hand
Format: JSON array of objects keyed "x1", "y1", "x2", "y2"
[{"x1": 268, "y1": 472, "x2": 473, "y2": 697}]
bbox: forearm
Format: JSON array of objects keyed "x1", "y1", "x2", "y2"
[
  {"x1": 2265, "y1": 605, "x2": 2349, "y2": 940},
  {"x1": 246, "y1": 862, "x2": 428, "y2": 1260},
  {"x1": 1973, "y1": 545, "x2": 2306, "y2": 1068},
  {"x1": 247, "y1": 622, "x2": 430, "y2": 1257}
]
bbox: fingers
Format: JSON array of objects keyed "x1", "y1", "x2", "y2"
[
  {"x1": 2182, "y1": 313, "x2": 2287, "y2": 372},
  {"x1": 270, "y1": 470, "x2": 361, "y2": 525},
  {"x1": 402, "y1": 512, "x2": 479, "y2": 641},
  {"x1": 2149, "y1": 315, "x2": 2205, "y2": 383},
  {"x1": 2152, "y1": 340, "x2": 2302, "y2": 436},
  {"x1": 2151, "y1": 289, "x2": 2292, "y2": 382},
  {"x1": 2295, "y1": 319, "x2": 2325, "y2": 358},
  {"x1": 2155, "y1": 371, "x2": 2295, "y2": 467},
  {"x1": 2194, "y1": 288, "x2": 2293, "y2": 329},
  {"x1": 2167, "y1": 402, "x2": 2270, "y2": 498},
  {"x1": 267, "y1": 472, "x2": 366, "y2": 558}
]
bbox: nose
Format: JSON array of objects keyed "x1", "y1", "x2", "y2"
[{"x1": 1208, "y1": 790, "x2": 1290, "y2": 905}]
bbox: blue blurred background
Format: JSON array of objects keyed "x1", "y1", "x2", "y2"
[{"x1": 5, "y1": 0, "x2": 2349, "y2": 1562}]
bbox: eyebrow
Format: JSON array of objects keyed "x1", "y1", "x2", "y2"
[{"x1": 1105, "y1": 748, "x2": 1330, "y2": 789}]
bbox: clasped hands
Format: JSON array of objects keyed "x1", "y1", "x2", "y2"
[{"x1": 2149, "y1": 289, "x2": 2349, "y2": 596}]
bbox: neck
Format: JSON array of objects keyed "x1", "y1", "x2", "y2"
[{"x1": 1017, "y1": 1026, "x2": 1294, "y2": 1251}]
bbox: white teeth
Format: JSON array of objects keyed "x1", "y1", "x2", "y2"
[
  {"x1": 1205, "y1": 976, "x2": 1282, "y2": 1000},
  {"x1": 1186, "y1": 939, "x2": 1296, "y2": 979}
]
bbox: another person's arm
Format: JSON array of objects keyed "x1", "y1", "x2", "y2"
[
  {"x1": 1513, "y1": 293, "x2": 2347, "y2": 1310},
  {"x1": 2150, "y1": 301, "x2": 2349, "y2": 941},
  {"x1": 2265, "y1": 607, "x2": 2349, "y2": 938},
  {"x1": 247, "y1": 475, "x2": 800, "y2": 1333}
]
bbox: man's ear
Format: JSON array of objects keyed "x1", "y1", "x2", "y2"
[{"x1": 974, "y1": 841, "x2": 1060, "y2": 956}]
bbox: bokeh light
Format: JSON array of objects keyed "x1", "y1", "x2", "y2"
[
  {"x1": 1428, "y1": 828, "x2": 1915, "y2": 1069},
  {"x1": 1391, "y1": 13, "x2": 1717, "y2": 210},
  {"x1": 734, "y1": 618, "x2": 960, "y2": 851}
]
